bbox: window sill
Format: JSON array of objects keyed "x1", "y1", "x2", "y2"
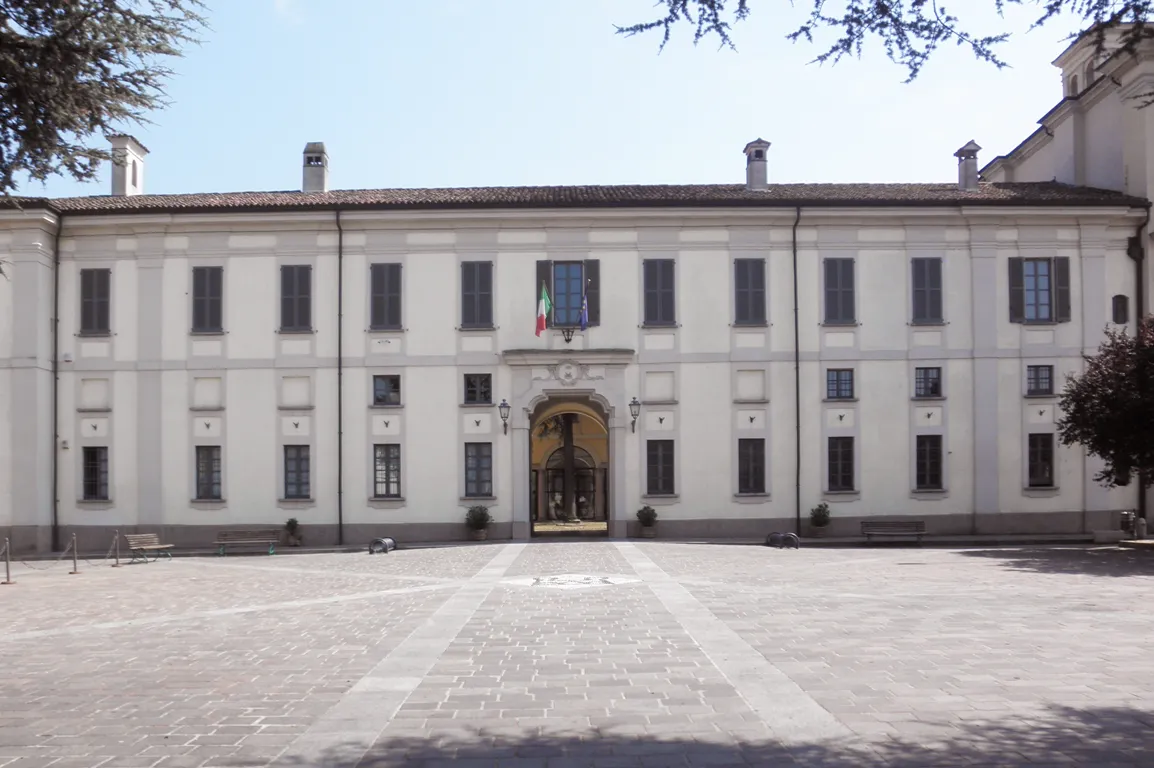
[
  {"x1": 1023, "y1": 486, "x2": 1060, "y2": 496},
  {"x1": 276, "y1": 329, "x2": 316, "y2": 335},
  {"x1": 460, "y1": 402, "x2": 493, "y2": 408},
  {"x1": 641, "y1": 399, "x2": 678, "y2": 406},
  {"x1": 369, "y1": 496, "x2": 406, "y2": 508},
  {"x1": 1024, "y1": 393, "x2": 1056, "y2": 399},
  {"x1": 912, "y1": 396, "x2": 946, "y2": 402},
  {"x1": 734, "y1": 398, "x2": 769, "y2": 405},
  {"x1": 368, "y1": 327, "x2": 405, "y2": 334},
  {"x1": 734, "y1": 493, "x2": 770, "y2": 504},
  {"x1": 821, "y1": 322, "x2": 859, "y2": 328},
  {"x1": 278, "y1": 405, "x2": 315, "y2": 411},
  {"x1": 823, "y1": 398, "x2": 858, "y2": 404},
  {"x1": 278, "y1": 498, "x2": 315, "y2": 506},
  {"x1": 78, "y1": 498, "x2": 113, "y2": 506},
  {"x1": 76, "y1": 407, "x2": 112, "y2": 414},
  {"x1": 1016, "y1": 321, "x2": 1061, "y2": 326},
  {"x1": 732, "y1": 322, "x2": 768, "y2": 329},
  {"x1": 641, "y1": 323, "x2": 679, "y2": 330},
  {"x1": 911, "y1": 488, "x2": 947, "y2": 496},
  {"x1": 461, "y1": 496, "x2": 496, "y2": 503},
  {"x1": 823, "y1": 491, "x2": 859, "y2": 501},
  {"x1": 910, "y1": 320, "x2": 946, "y2": 327},
  {"x1": 457, "y1": 326, "x2": 496, "y2": 333},
  {"x1": 642, "y1": 494, "x2": 678, "y2": 506},
  {"x1": 191, "y1": 498, "x2": 226, "y2": 505},
  {"x1": 190, "y1": 406, "x2": 225, "y2": 413},
  {"x1": 190, "y1": 330, "x2": 225, "y2": 336},
  {"x1": 369, "y1": 403, "x2": 404, "y2": 410},
  {"x1": 77, "y1": 332, "x2": 112, "y2": 338}
]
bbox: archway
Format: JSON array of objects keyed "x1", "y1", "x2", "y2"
[{"x1": 529, "y1": 398, "x2": 610, "y2": 536}]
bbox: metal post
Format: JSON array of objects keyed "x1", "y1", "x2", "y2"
[
  {"x1": 111, "y1": 530, "x2": 120, "y2": 567},
  {"x1": 2, "y1": 538, "x2": 12, "y2": 585},
  {"x1": 69, "y1": 533, "x2": 79, "y2": 575}
]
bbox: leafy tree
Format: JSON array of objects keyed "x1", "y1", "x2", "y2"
[
  {"x1": 1057, "y1": 316, "x2": 1154, "y2": 489},
  {"x1": 617, "y1": 1, "x2": 1154, "y2": 82},
  {"x1": 0, "y1": 0, "x2": 206, "y2": 197}
]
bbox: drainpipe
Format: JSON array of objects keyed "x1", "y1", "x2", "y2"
[
  {"x1": 792, "y1": 207, "x2": 802, "y2": 536},
  {"x1": 335, "y1": 209, "x2": 345, "y2": 546},
  {"x1": 51, "y1": 210, "x2": 64, "y2": 553},
  {"x1": 1131, "y1": 205, "x2": 1151, "y2": 521}
]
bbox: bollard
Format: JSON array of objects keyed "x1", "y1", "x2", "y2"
[
  {"x1": 111, "y1": 530, "x2": 120, "y2": 568},
  {"x1": 1, "y1": 538, "x2": 12, "y2": 585},
  {"x1": 69, "y1": 533, "x2": 80, "y2": 575}
]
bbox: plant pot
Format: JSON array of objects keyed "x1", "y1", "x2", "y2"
[
  {"x1": 470, "y1": 528, "x2": 489, "y2": 541},
  {"x1": 809, "y1": 525, "x2": 828, "y2": 538},
  {"x1": 639, "y1": 526, "x2": 656, "y2": 539}
]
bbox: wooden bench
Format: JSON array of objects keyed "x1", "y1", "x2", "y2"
[
  {"x1": 124, "y1": 533, "x2": 174, "y2": 563},
  {"x1": 214, "y1": 528, "x2": 280, "y2": 556},
  {"x1": 861, "y1": 520, "x2": 926, "y2": 543}
]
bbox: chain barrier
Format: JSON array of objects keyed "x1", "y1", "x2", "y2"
[
  {"x1": 80, "y1": 532, "x2": 119, "y2": 568},
  {"x1": 19, "y1": 535, "x2": 76, "y2": 571},
  {"x1": 1, "y1": 538, "x2": 13, "y2": 585}
]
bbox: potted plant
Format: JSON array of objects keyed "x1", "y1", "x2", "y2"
[
  {"x1": 636, "y1": 505, "x2": 658, "y2": 538},
  {"x1": 465, "y1": 505, "x2": 492, "y2": 541},
  {"x1": 809, "y1": 502, "x2": 831, "y2": 537},
  {"x1": 284, "y1": 517, "x2": 302, "y2": 547}
]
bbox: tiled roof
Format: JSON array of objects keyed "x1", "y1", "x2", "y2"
[{"x1": 5, "y1": 182, "x2": 1148, "y2": 215}]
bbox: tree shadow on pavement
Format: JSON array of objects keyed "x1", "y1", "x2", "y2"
[
  {"x1": 271, "y1": 704, "x2": 1154, "y2": 767},
  {"x1": 956, "y1": 546, "x2": 1154, "y2": 578}
]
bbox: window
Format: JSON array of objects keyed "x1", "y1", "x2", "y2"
[
  {"x1": 823, "y1": 258, "x2": 855, "y2": 324},
  {"x1": 552, "y1": 262, "x2": 585, "y2": 327},
  {"x1": 1026, "y1": 365, "x2": 1053, "y2": 396},
  {"x1": 535, "y1": 260, "x2": 600, "y2": 329},
  {"x1": 464, "y1": 442, "x2": 493, "y2": 497},
  {"x1": 280, "y1": 265, "x2": 312, "y2": 332},
  {"x1": 1027, "y1": 434, "x2": 1055, "y2": 488},
  {"x1": 370, "y1": 263, "x2": 402, "y2": 330},
  {"x1": 827, "y1": 437, "x2": 854, "y2": 492},
  {"x1": 195, "y1": 446, "x2": 222, "y2": 500},
  {"x1": 373, "y1": 444, "x2": 401, "y2": 498},
  {"x1": 79, "y1": 268, "x2": 111, "y2": 335},
  {"x1": 646, "y1": 440, "x2": 675, "y2": 495},
  {"x1": 372, "y1": 375, "x2": 401, "y2": 406},
  {"x1": 734, "y1": 258, "x2": 766, "y2": 325},
  {"x1": 463, "y1": 373, "x2": 492, "y2": 405},
  {"x1": 737, "y1": 438, "x2": 765, "y2": 494},
  {"x1": 461, "y1": 261, "x2": 493, "y2": 328},
  {"x1": 1113, "y1": 294, "x2": 1129, "y2": 325},
  {"x1": 826, "y1": 369, "x2": 854, "y2": 400},
  {"x1": 915, "y1": 435, "x2": 943, "y2": 490},
  {"x1": 643, "y1": 259, "x2": 676, "y2": 326},
  {"x1": 284, "y1": 446, "x2": 311, "y2": 499},
  {"x1": 911, "y1": 258, "x2": 943, "y2": 323},
  {"x1": 1009, "y1": 257, "x2": 1071, "y2": 324},
  {"x1": 914, "y1": 367, "x2": 942, "y2": 398},
  {"x1": 82, "y1": 446, "x2": 109, "y2": 501},
  {"x1": 191, "y1": 266, "x2": 223, "y2": 333}
]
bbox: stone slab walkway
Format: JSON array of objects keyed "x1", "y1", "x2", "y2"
[{"x1": 1, "y1": 543, "x2": 1153, "y2": 767}]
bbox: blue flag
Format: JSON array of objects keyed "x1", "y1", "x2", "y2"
[{"x1": 579, "y1": 293, "x2": 589, "y2": 331}]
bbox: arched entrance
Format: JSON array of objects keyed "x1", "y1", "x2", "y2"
[{"x1": 529, "y1": 398, "x2": 610, "y2": 536}]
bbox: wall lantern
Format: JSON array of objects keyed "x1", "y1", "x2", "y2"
[
  {"x1": 498, "y1": 399, "x2": 511, "y2": 434},
  {"x1": 629, "y1": 397, "x2": 641, "y2": 433}
]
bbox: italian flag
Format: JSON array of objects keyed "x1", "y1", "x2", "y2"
[{"x1": 535, "y1": 281, "x2": 552, "y2": 337}]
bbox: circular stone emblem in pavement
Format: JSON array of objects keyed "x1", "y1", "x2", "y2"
[{"x1": 503, "y1": 574, "x2": 639, "y2": 590}]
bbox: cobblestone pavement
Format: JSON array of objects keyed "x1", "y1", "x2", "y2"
[{"x1": 2, "y1": 543, "x2": 1153, "y2": 767}]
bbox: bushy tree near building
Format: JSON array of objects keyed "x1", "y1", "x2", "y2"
[
  {"x1": 1057, "y1": 317, "x2": 1154, "y2": 491},
  {"x1": 0, "y1": 0, "x2": 205, "y2": 198},
  {"x1": 618, "y1": 1, "x2": 1154, "y2": 82}
]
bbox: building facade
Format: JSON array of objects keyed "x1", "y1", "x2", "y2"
[{"x1": 2, "y1": 34, "x2": 1153, "y2": 552}]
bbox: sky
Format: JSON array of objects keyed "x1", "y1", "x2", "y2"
[{"x1": 17, "y1": 0, "x2": 1092, "y2": 199}]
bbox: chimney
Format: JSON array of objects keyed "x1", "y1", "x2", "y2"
[
  {"x1": 954, "y1": 140, "x2": 982, "y2": 192},
  {"x1": 743, "y1": 138, "x2": 771, "y2": 191},
  {"x1": 107, "y1": 134, "x2": 148, "y2": 196},
  {"x1": 302, "y1": 142, "x2": 329, "y2": 193}
]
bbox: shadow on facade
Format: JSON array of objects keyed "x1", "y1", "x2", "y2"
[
  {"x1": 275, "y1": 704, "x2": 1153, "y2": 767},
  {"x1": 957, "y1": 546, "x2": 1154, "y2": 578}
]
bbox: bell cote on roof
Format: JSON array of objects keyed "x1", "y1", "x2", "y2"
[
  {"x1": 107, "y1": 134, "x2": 148, "y2": 197},
  {"x1": 743, "y1": 138, "x2": 771, "y2": 191},
  {"x1": 303, "y1": 142, "x2": 329, "y2": 193}
]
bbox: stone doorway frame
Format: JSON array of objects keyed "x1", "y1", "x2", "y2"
[{"x1": 504, "y1": 348, "x2": 633, "y2": 540}]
